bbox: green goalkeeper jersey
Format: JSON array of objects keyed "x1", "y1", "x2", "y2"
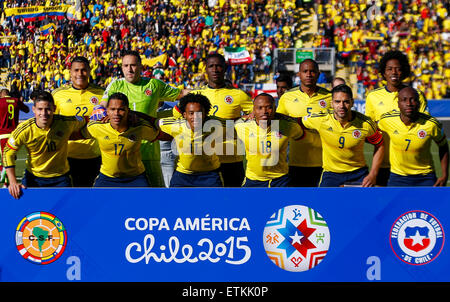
[{"x1": 102, "y1": 77, "x2": 180, "y2": 160}]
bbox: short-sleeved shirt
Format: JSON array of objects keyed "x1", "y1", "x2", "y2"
[
  {"x1": 103, "y1": 77, "x2": 180, "y2": 161},
  {"x1": 302, "y1": 110, "x2": 383, "y2": 173},
  {"x1": 53, "y1": 83, "x2": 105, "y2": 159},
  {"x1": 276, "y1": 86, "x2": 332, "y2": 167},
  {"x1": 3, "y1": 115, "x2": 86, "y2": 178},
  {"x1": 378, "y1": 110, "x2": 447, "y2": 176},
  {"x1": 235, "y1": 115, "x2": 304, "y2": 181},
  {"x1": 0, "y1": 96, "x2": 21, "y2": 135},
  {"x1": 85, "y1": 119, "x2": 159, "y2": 178},
  {"x1": 159, "y1": 117, "x2": 221, "y2": 174}
]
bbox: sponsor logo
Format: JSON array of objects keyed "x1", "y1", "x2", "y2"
[
  {"x1": 390, "y1": 210, "x2": 444, "y2": 265},
  {"x1": 263, "y1": 205, "x2": 330, "y2": 272},
  {"x1": 15, "y1": 212, "x2": 67, "y2": 265}
]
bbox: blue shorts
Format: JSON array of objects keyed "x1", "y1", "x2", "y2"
[
  {"x1": 93, "y1": 172, "x2": 150, "y2": 187},
  {"x1": 242, "y1": 174, "x2": 291, "y2": 187},
  {"x1": 387, "y1": 172, "x2": 437, "y2": 187},
  {"x1": 169, "y1": 170, "x2": 223, "y2": 187},
  {"x1": 22, "y1": 170, "x2": 72, "y2": 187},
  {"x1": 319, "y1": 167, "x2": 369, "y2": 187}
]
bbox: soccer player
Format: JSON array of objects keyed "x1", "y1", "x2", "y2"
[
  {"x1": 276, "y1": 59, "x2": 332, "y2": 186},
  {"x1": 173, "y1": 53, "x2": 253, "y2": 187},
  {"x1": 85, "y1": 92, "x2": 162, "y2": 187},
  {"x1": 0, "y1": 88, "x2": 29, "y2": 184},
  {"x1": 275, "y1": 73, "x2": 293, "y2": 100},
  {"x1": 332, "y1": 77, "x2": 346, "y2": 88},
  {"x1": 235, "y1": 93, "x2": 304, "y2": 187},
  {"x1": 98, "y1": 50, "x2": 189, "y2": 187},
  {"x1": 2, "y1": 91, "x2": 87, "y2": 199},
  {"x1": 302, "y1": 84, "x2": 384, "y2": 187},
  {"x1": 365, "y1": 50, "x2": 428, "y2": 186},
  {"x1": 52, "y1": 56, "x2": 104, "y2": 187},
  {"x1": 378, "y1": 87, "x2": 449, "y2": 186},
  {"x1": 159, "y1": 93, "x2": 223, "y2": 187}
]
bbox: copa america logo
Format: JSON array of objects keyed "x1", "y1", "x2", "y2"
[
  {"x1": 390, "y1": 210, "x2": 444, "y2": 265},
  {"x1": 263, "y1": 205, "x2": 330, "y2": 272}
]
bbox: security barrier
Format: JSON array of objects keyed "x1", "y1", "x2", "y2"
[{"x1": 0, "y1": 187, "x2": 449, "y2": 282}]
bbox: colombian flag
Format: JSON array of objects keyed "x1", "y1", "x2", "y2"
[{"x1": 40, "y1": 23, "x2": 57, "y2": 36}]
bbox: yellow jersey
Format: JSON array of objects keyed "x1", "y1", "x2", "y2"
[
  {"x1": 276, "y1": 86, "x2": 332, "y2": 167},
  {"x1": 365, "y1": 86, "x2": 429, "y2": 168},
  {"x1": 52, "y1": 84, "x2": 105, "y2": 159},
  {"x1": 174, "y1": 85, "x2": 253, "y2": 163},
  {"x1": 235, "y1": 115, "x2": 304, "y2": 181},
  {"x1": 3, "y1": 116, "x2": 87, "y2": 178},
  {"x1": 159, "y1": 117, "x2": 221, "y2": 174},
  {"x1": 85, "y1": 120, "x2": 159, "y2": 178},
  {"x1": 378, "y1": 111, "x2": 447, "y2": 176},
  {"x1": 302, "y1": 110, "x2": 383, "y2": 173}
]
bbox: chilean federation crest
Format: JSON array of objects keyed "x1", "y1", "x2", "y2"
[
  {"x1": 390, "y1": 210, "x2": 444, "y2": 265},
  {"x1": 263, "y1": 205, "x2": 330, "y2": 272}
]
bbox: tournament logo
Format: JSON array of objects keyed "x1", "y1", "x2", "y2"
[
  {"x1": 263, "y1": 205, "x2": 330, "y2": 272},
  {"x1": 318, "y1": 99, "x2": 327, "y2": 108},
  {"x1": 352, "y1": 129, "x2": 362, "y2": 139},
  {"x1": 224, "y1": 95, "x2": 234, "y2": 104},
  {"x1": 15, "y1": 212, "x2": 67, "y2": 265},
  {"x1": 390, "y1": 210, "x2": 444, "y2": 265},
  {"x1": 417, "y1": 130, "x2": 427, "y2": 139}
]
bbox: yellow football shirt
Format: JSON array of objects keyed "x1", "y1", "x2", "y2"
[
  {"x1": 173, "y1": 86, "x2": 253, "y2": 164},
  {"x1": 3, "y1": 116, "x2": 87, "y2": 178},
  {"x1": 159, "y1": 117, "x2": 221, "y2": 174},
  {"x1": 53, "y1": 83, "x2": 105, "y2": 159},
  {"x1": 378, "y1": 111, "x2": 447, "y2": 176},
  {"x1": 235, "y1": 115, "x2": 304, "y2": 181},
  {"x1": 276, "y1": 86, "x2": 332, "y2": 167},
  {"x1": 302, "y1": 110, "x2": 383, "y2": 173},
  {"x1": 365, "y1": 86, "x2": 429, "y2": 168},
  {"x1": 85, "y1": 120, "x2": 159, "y2": 178}
]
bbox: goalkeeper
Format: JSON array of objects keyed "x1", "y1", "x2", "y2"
[{"x1": 93, "y1": 50, "x2": 190, "y2": 187}]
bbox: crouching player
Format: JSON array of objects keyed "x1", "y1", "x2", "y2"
[
  {"x1": 235, "y1": 93, "x2": 305, "y2": 187},
  {"x1": 158, "y1": 93, "x2": 223, "y2": 187},
  {"x1": 302, "y1": 84, "x2": 384, "y2": 187},
  {"x1": 378, "y1": 87, "x2": 449, "y2": 186},
  {"x1": 2, "y1": 91, "x2": 87, "y2": 199}
]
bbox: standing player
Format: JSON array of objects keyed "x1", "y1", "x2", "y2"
[
  {"x1": 159, "y1": 93, "x2": 223, "y2": 187},
  {"x1": 378, "y1": 87, "x2": 448, "y2": 186},
  {"x1": 275, "y1": 73, "x2": 293, "y2": 100},
  {"x1": 52, "y1": 56, "x2": 104, "y2": 187},
  {"x1": 302, "y1": 84, "x2": 384, "y2": 187},
  {"x1": 2, "y1": 91, "x2": 87, "y2": 199},
  {"x1": 173, "y1": 53, "x2": 253, "y2": 187},
  {"x1": 276, "y1": 59, "x2": 332, "y2": 186},
  {"x1": 98, "y1": 50, "x2": 189, "y2": 187},
  {"x1": 0, "y1": 88, "x2": 29, "y2": 184},
  {"x1": 85, "y1": 93, "x2": 162, "y2": 187},
  {"x1": 365, "y1": 50, "x2": 428, "y2": 186},
  {"x1": 235, "y1": 93, "x2": 304, "y2": 187}
]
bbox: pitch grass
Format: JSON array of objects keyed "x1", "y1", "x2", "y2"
[{"x1": 13, "y1": 140, "x2": 450, "y2": 186}]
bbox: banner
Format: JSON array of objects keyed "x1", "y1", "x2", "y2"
[
  {"x1": 142, "y1": 53, "x2": 168, "y2": 68},
  {"x1": 0, "y1": 36, "x2": 17, "y2": 48},
  {"x1": 295, "y1": 50, "x2": 314, "y2": 63},
  {"x1": 1, "y1": 187, "x2": 450, "y2": 284},
  {"x1": 224, "y1": 47, "x2": 252, "y2": 65},
  {"x1": 4, "y1": 5, "x2": 70, "y2": 21}
]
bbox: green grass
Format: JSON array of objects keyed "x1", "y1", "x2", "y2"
[{"x1": 11, "y1": 140, "x2": 450, "y2": 186}]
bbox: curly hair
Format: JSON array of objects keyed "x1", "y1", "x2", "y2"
[
  {"x1": 178, "y1": 93, "x2": 212, "y2": 114},
  {"x1": 379, "y1": 50, "x2": 411, "y2": 81}
]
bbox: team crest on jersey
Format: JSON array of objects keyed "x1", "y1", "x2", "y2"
[
  {"x1": 318, "y1": 99, "x2": 327, "y2": 108},
  {"x1": 224, "y1": 95, "x2": 234, "y2": 104},
  {"x1": 417, "y1": 130, "x2": 427, "y2": 139},
  {"x1": 263, "y1": 205, "x2": 330, "y2": 272},
  {"x1": 352, "y1": 129, "x2": 362, "y2": 139},
  {"x1": 145, "y1": 89, "x2": 152, "y2": 96},
  {"x1": 89, "y1": 96, "x2": 99, "y2": 105},
  {"x1": 390, "y1": 210, "x2": 444, "y2": 265},
  {"x1": 15, "y1": 212, "x2": 67, "y2": 265}
]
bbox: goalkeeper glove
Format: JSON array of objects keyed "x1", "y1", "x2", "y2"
[{"x1": 90, "y1": 105, "x2": 107, "y2": 121}]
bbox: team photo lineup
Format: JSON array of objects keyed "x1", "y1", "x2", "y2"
[{"x1": 0, "y1": 0, "x2": 449, "y2": 199}]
